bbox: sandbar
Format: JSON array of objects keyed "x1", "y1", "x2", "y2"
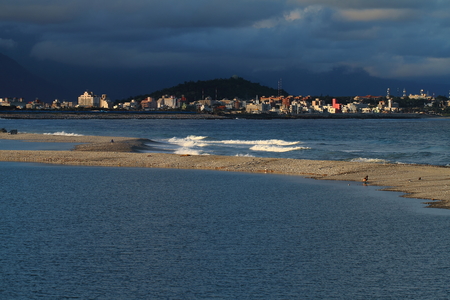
[{"x1": 1, "y1": 133, "x2": 449, "y2": 209}]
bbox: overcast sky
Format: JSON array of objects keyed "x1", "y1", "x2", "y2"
[{"x1": 1, "y1": 0, "x2": 450, "y2": 99}]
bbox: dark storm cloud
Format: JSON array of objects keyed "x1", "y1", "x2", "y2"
[{"x1": 1, "y1": 0, "x2": 450, "y2": 90}]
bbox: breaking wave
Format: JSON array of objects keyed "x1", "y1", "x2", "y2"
[
  {"x1": 43, "y1": 131, "x2": 84, "y2": 136},
  {"x1": 163, "y1": 135, "x2": 310, "y2": 155},
  {"x1": 210, "y1": 139, "x2": 301, "y2": 146},
  {"x1": 168, "y1": 136, "x2": 208, "y2": 148}
]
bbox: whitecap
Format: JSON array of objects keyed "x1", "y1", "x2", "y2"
[
  {"x1": 250, "y1": 145, "x2": 311, "y2": 153},
  {"x1": 43, "y1": 131, "x2": 84, "y2": 136},
  {"x1": 350, "y1": 158, "x2": 389, "y2": 163}
]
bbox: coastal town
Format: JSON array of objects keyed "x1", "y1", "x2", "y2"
[{"x1": 0, "y1": 88, "x2": 449, "y2": 116}]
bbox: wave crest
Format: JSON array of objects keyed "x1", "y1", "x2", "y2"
[
  {"x1": 164, "y1": 136, "x2": 309, "y2": 155},
  {"x1": 186, "y1": 135, "x2": 207, "y2": 140},
  {"x1": 250, "y1": 145, "x2": 311, "y2": 153},
  {"x1": 210, "y1": 139, "x2": 301, "y2": 146},
  {"x1": 43, "y1": 131, "x2": 84, "y2": 136}
]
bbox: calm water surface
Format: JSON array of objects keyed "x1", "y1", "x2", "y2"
[{"x1": 2, "y1": 162, "x2": 450, "y2": 299}]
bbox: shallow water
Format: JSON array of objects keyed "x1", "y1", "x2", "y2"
[
  {"x1": 0, "y1": 139, "x2": 78, "y2": 150},
  {"x1": 1, "y1": 162, "x2": 450, "y2": 299}
]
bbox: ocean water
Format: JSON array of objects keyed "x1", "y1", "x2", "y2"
[
  {"x1": 1, "y1": 118, "x2": 450, "y2": 298},
  {"x1": 1, "y1": 117, "x2": 449, "y2": 165},
  {"x1": 2, "y1": 162, "x2": 450, "y2": 299}
]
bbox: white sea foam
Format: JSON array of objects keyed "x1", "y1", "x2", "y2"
[
  {"x1": 350, "y1": 158, "x2": 389, "y2": 163},
  {"x1": 209, "y1": 139, "x2": 301, "y2": 146},
  {"x1": 43, "y1": 131, "x2": 84, "y2": 136},
  {"x1": 235, "y1": 153, "x2": 255, "y2": 157},
  {"x1": 250, "y1": 145, "x2": 310, "y2": 153},
  {"x1": 174, "y1": 148, "x2": 208, "y2": 155},
  {"x1": 166, "y1": 136, "x2": 211, "y2": 155}
]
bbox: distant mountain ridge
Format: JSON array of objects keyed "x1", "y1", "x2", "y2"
[
  {"x1": 0, "y1": 52, "x2": 68, "y2": 102},
  {"x1": 122, "y1": 76, "x2": 289, "y2": 102}
]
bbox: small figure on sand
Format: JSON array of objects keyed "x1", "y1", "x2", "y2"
[
  {"x1": 363, "y1": 175, "x2": 369, "y2": 183},
  {"x1": 110, "y1": 139, "x2": 114, "y2": 143}
]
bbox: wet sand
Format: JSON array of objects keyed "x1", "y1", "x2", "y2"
[{"x1": 1, "y1": 133, "x2": 449, "y2": 208}]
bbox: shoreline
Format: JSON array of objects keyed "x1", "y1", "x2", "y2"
[
  {"x1": 1, "y1": 133, "x2": 449, "y2": 209},
  {"x1": 0, "y1": 111, "x2": 434, "y2": 120}
]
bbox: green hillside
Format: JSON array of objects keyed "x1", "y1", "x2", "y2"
[{"x1": 122, "y1": 76, "x2": 288, "y2": 102}]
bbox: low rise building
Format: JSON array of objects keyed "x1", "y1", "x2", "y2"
[
  {"x1": 26, "y1": 99, "x2": 47, "y2": 109},
  {"x1": 158, "y1": 95, "x2": 179, "y2": 109},
  {"x1": 99, "y1": 94, "x2": 112, "y2": 109},
  {"x1": 122, "y1": 100, "x2": 139, "y2": 110},
  {"x1": 0, "y1": 97, "x2": 26, "y2": 108},
  {"x1": 245, "y1": 102, "x2": 270, "y2": 113},
  {"x1": 51, "y1": 99, "x2": 61, "y2": 109},
  {"x1": 141, "y1": 97, "x2": 158, "y2": 110}
]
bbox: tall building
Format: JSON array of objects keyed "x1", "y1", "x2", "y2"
[
  {"x1": 77, "y1": 91, "x2": 111, "y2": 108},
  {"x1": 78, "y1": 91, "x2": 100, "y2": 107}
]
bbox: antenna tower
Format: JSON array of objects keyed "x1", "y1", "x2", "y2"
[{"x1": 278, "y1": 78, "x2": 282, "y2": 97}]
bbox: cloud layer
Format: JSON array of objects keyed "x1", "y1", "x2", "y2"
[{"x1": 1, "y1": 0, "x2": 450, "y2": 96}]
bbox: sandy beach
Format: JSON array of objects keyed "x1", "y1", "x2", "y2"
[{"x1": 1, "y1": 132, "x2": 449, "y2": 208}]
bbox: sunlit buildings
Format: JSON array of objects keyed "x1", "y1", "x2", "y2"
[
  {"x1": 157, "y1": 95, "x2": 179, "y2": 109},
  {"x1": 0, "y1": 97, "x2": 26, "y2": 108},
  {"x1": 78, "y1": 91, "x2": 111, "y2": 108},
  {"x1": 140, "y1": 97, "x2": 158, "y2": 110},
  {"x1": 78, "y1": 91, "x2": 98, "y2": 107}
]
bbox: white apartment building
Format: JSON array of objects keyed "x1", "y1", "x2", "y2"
[
  {"x1": 78, "y1": 91, "x2": 100, "y2": 107},
  {"x1": 78, "y1": 91, "x2": 111, "y2": 108}
]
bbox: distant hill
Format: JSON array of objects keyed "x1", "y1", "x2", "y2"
[
  {"x1": 0, "y1": 52, "x2": 69, "y2": 102},
  {"x1": 121, "y1": 76, "x2": 289, "y2": 102}
]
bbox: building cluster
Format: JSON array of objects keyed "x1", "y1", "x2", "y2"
[
  {"x1": 75, "y1": 88, "x2": 447, "y2": 114},
  {"x1": 0, "y1": 98, "x2": 75, "y2": 109},
  {"x1": 115, "y1": 95, "x2": 179, "y2": 110},
  {"x1": 237, "y1": 95, "x2": 402, "y2": 114},
  {"x1": 106, "y1": 94, "x2": 402, "y2": 114},
  {"x1": 1, "y1": 88, "x2": 449, "y2": 114}
]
